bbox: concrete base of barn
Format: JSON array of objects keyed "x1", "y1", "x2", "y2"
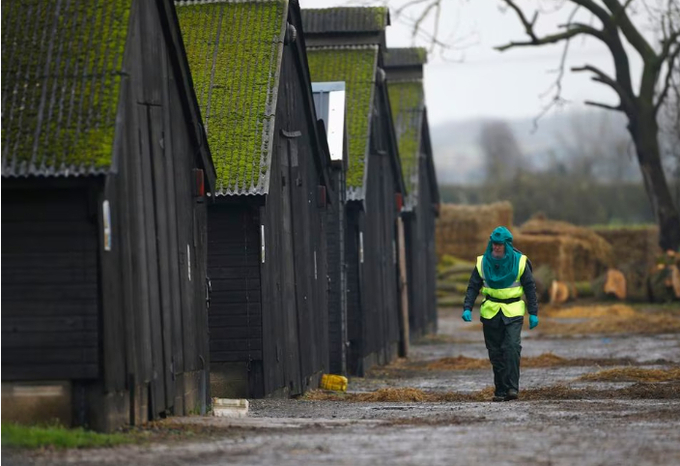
[
  {"x1": 2, "y1": 370, "x2": 209, "y2": 432},
  {"x1": 1, "y1": 382, "x2": 73, "y2": 426}
]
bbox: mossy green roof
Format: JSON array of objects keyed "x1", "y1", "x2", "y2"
[
  {"x1": 1, "y1": 0, "x2": 131, "y2": 177},
  {"x1": 176, "y1": 0, "x2": 287, "y2": 196},
  {"x1": 306, "y1": 46, "x2": 378, "y2": 191},
  {"x1": 388, "y1": 80, "x2": 424, "y2": 206}
]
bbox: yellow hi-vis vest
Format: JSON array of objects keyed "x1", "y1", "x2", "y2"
[{"x1": 476, "y1": 255, "x2": 528, "y2": 319}]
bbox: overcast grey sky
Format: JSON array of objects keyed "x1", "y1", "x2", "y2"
[{"x1": 299, "y1": 0, "x2": 647, "y2": 127}]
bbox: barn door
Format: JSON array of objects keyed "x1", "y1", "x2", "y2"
[{"x1": 279, "y1": 133, "x2": 302, "y2": 395}]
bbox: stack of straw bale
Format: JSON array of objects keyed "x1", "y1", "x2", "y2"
[
  {"x1": 435, "y1": 202, "x2": 513, "y2": 262},
  {"x1": 590, "y1": 226, "x2": 659, "y2": 270},
  {"x1": 515, "y1": 218, "x2": 613, "y2": 282}
]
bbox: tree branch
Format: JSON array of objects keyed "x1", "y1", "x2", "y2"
[
  {"x1": 655, "y1": 43, "x2": 680, "y2": 113},
  {"x1": 559, "y1": 21, "x2": 610, "y2": 43},
  {"x1": 584, "y1": 100, "x2": 625, "y2": 112},
  {"x1": 530, "y1": 4, "x2": 581, "y2": 132},
  {"x1": 394, "y1": 0, "x2": 432, "y2": 17},
  {"x1": 602, "y1": 0, "x2": 657, "y2": 60},
  {"x1": 570, "y1": 0, "x2": 616, "y2": 30},
  {"x1": 495, "y1": 26, "x2": 600, "y2": 51},
  {"x1": 499, "y1": 0, "x2": 636, "y2": 105},
  {"x1": 659, "y1": 31, "x2": 680, "y2": 62},
  {"x1": 503, "y1": 0, "x2": 538, "y2": 42},
  {"x1": 411, "y1": 1, "x2": 439, "y2": 41},
  {"x1": 572, "y1": 64, "x2": 634, "y2": 111}
]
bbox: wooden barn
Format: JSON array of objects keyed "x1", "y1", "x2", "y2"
[
  {"x1": 1, "y1": 0, "x2": 216, "y2": 431},
  {"x1": 303, "y1": 7, "x2": 408, "y2": 376},
  {"x1": 176, "y1": 0, "x2": 334, "y2": 398},
  {"x1": 312, "y1": 81, "x2": 349, "y2": 375},
  {"x1": 385, "y1": 48, "x2": 440, "y2": 339}
]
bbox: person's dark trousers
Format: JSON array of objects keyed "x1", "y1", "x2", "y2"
[{"x1": 482, "y1": 313, "x2": 523, "y2": 395}]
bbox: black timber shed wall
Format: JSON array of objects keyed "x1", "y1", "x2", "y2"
[
  {"x1": 2, "y1": 0, "x2": 215, "y2": 432},
  {"x1": 346, "y1": 74, "x2": 404, "y2": 377},
  {"x1": 301, "y1": 10, "x2": 407, "y2": 377},
  {"x1": 313, "y1": 85, "x2": 349, "y2": 376},
  {"x1": 208, "y1": 1, "x2": 331, "y2": 399},
  {"x1": 383, "y1": 51, "x2": 440, "y2": 339},
  {"x1": 403, "y1": 112, "x2": 439, "y2": 338}
]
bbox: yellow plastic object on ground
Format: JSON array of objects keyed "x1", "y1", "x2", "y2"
[{"x1": 320, "y1": 374, "x2": 348, "y2": 392}]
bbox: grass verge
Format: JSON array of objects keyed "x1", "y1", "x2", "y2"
[{"x1": 1, "y1": 422, "x2": 133, "y2": 449}]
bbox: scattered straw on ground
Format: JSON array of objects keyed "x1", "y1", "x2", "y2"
[
  {"x1": 425, "y1": 356, "x2": 490, "y2": 370},
  {"x1": 579, "y1": 367, "x2": 680, "y2": 383},
  {"x1": 422, "y1": 353, "x2": 638, "y2": 371},
  {"x1": 543, "y1": 304, "x2": 638, "y2": 319},
  {"x1": 302, "y1": 382, "x2": 680, "y2": 402},
  {"x1": 302, "y1": 387, "x2": 496, "y2": 403},
  {"x1": 541, "y1": 313, "x2": 680, "y2": 335}
]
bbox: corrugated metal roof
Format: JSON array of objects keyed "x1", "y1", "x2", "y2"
[
  {"x1": 1, "y1": 0, "x2": 132, "y2": 178},
  {"x1": 384, "y1": 47, "x2": 427, "y2": 67},
  {"x1": 306, "y1": 46, "x2": 377, "y2": 197},
  {"x1": 387, "y1": 80, "x2": 424, "y2": 209},
  {"x1": 301, "y1": 7, "x2": 389, "y2": 34},
  {"x1": 176, "y1": 0, "x2": 287, "y2": 196}
]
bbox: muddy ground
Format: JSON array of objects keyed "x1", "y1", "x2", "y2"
[{"x1": 5, "y1": 304, "x2": 680, "y2": 466}]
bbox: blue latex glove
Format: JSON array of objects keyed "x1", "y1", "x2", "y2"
[
  {"x1": 529, "y1": 315, "x2": 539, "y2": 329},
  {"x1": 462, "y1": 309, "x2": 472, "y2": 322}
]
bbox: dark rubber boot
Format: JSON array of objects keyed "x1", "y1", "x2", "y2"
[{"x1": 505, "y1": 389, "x2": 518, "y2": 401}]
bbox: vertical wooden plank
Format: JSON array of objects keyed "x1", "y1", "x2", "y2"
[
  {"x1": 258, "y1": 203, "x2": 278, "y2": 396},
  {"x1": 345, "y1": 206, "x2": 365, "y2": 375},
  {"x1": 149, "y1": 104, "x2": 174, "y2": 411},
  {"x1": 132, "y1": 104, "x2": 154, "y2": 392},
  {"x1": 193, "y1": 195, "x2": 209, "y2": 412},
  {"x1": 397, "y1": 216, "x2": 409, "y2": 357},
  {"x1": 279, "y1": 136, "x2": 302, "y2": 395},
  {"x1": 137, "y1": 103, "x2": 166, "y2": 416},
  {"x1": 100, "y1": 177, "x2": 125, "y2": 393},
  {"x1": 164, "y1": 41, "x2": 187, "y2": 407}
]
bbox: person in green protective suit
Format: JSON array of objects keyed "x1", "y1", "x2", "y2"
[{"x1": 461, "y1": 226, "x2": 539, "y2": 402}]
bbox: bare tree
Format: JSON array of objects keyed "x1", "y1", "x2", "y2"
[
  {"x1": 395, "y1": 0, "x2": 680, "y2": 249},
  {"x1": 495, "y1": 0, "x2": 680, "y2": 250},
  {"x1": 658, "y1": 50, "x2": 680, "y2": 205},
  {"x1": 479, "y1": 120, "x2": 524, "y2": 182}
]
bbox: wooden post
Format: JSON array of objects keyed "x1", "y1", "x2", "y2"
[{"x1": 397, "y1": 217, "x2": 410, "y2": 357}]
